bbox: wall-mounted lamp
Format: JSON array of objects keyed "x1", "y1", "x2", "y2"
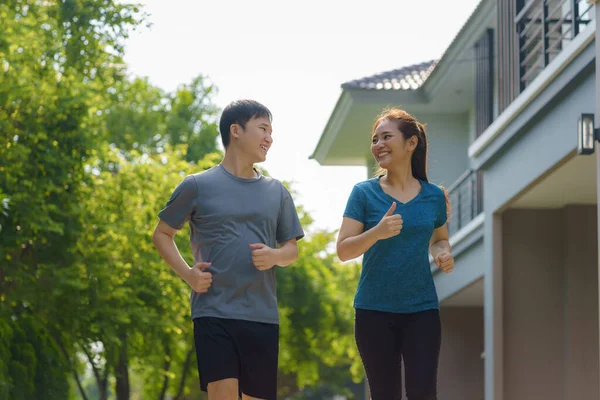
[{"x1": 577, "y1": 113, "x2": 599, "y2": 155}]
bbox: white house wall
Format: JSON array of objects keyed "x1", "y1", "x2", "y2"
[
  {"x1": 502, "y1": 207, "x2": 599, "y2": 400},
  {"x1": 433, "y1": 231, "x2": 485, "y2": 303},
  {"x1": 483, "y1": 68, "x2": 596, "y2": 213},
  {"x1": 480, "y1": 36, "x2": 597, "y2": 400},
  {"x1": 471, "y1": 39, "x2": 596, "y2": 170},
  {"x1": 418, "y1": 113, "x2": 471, "y2": 188}
]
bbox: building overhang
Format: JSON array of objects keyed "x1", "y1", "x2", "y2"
[
  {"x1": 310, "y1": 0, "x2": 495, "y2": 166},
  {"x1": 310, "y1": 88, "x2": 429, "y2": 166}
]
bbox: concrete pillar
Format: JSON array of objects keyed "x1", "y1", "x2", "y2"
[
  {"x1": 366, "y1": 155, "x2": 377, "y2": 179},
  {"x1": 483, "y1": 211, "x2": 503, "y2": 400}
]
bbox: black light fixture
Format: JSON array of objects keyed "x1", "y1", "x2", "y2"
[{"x1": 577, "y1": 113, "x2": 599, "y2": 155}]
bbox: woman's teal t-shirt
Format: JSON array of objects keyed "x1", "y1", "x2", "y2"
[{"x1": 343, "y1": 177, "x2": 447, "y2": 314}]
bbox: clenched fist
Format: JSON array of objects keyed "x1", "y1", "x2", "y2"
[
  {"x1": 250, "y1": 243, "x2": 278, "y2": 271},
  {"x1": 375, "y1": 202, "x2": 403, "y2": 240},
  {"x1": 434, "y1": 252, "x2": 454, "y2": 274},
  {"x1": 184, "y1": 262, "x2": 213, "y2": 293}
]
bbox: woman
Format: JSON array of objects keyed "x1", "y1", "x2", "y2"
[{"x1": 337, "y1": 108, "x2": 454, "y2": 400}]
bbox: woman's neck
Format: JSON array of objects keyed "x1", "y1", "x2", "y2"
[{"x1": 383, "y1": 164, "x2": 417, "y2": 189}]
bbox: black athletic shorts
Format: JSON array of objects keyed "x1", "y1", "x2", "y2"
[{"x1": 193, "y1": 317, "x2": 279, "y2": 399}]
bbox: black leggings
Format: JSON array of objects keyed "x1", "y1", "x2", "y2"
[{"x1": 355, "y1": 308, "x2": 441, "y2": 400}]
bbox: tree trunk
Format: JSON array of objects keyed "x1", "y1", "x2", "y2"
[
  {"x1": 54, "y1": 335, "x2": 90, "y2": 400},
  {"x1": 158, "y1": 341, "x2": 172, "y2": 400},
  {"x1": 115, "y1": 337, "x2": 130, "y2": 400},
  {"x1": 174, "y1": 348, "x2": 195, "y2": 400},
  {"x1": 81, "y1": 344, "x2": 109, "y2": 400}
]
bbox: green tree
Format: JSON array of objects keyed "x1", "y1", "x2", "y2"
[
  {"x1": 72, "y1": 148, "x2": 362, "y2": 399},
  {"x1": 79, "y1": 72, "x2": 221, "y2": 399},
  {"x1": 103, "y1": 74, "x2": 220, "y2": 162},
  {"x1": 73, "y1": 147, "x2": 220, "y2": 400},
  {"x1": 277, "y1": 209, "x2": 363, "y2": 398},
  {"x1": 165, "y1": 75, "x2": 220, "y2": 163},
  {"x1": 0, "y1": 193, "x2": 8, "y2": 233},
  {"x1": 103, "y1": 77, "x2": 168, "y2": 153},
  {"x1": 0, "y1": 0, "x2": 143, "y2": 397},
  {"x1": 1, "y1": 0, "x2": 362, "y2": 398}
]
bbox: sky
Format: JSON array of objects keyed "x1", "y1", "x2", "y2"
[{"x1": 122, "y1": 0, "x2": 482, "y2": 233}]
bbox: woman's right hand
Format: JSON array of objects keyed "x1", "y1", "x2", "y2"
[{"x1": 375, "y1": 202, "x2": 403, "y2": 240}]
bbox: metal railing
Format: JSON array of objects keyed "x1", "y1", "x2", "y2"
[
  {"x1": 516, "y1": 0, "x2": 594, "y2": 90},
  {"x1": 447, "y1": 170, "x2": 483, "y2": 236},
  {"x1": 475, "y1": 29, "x2": 495, "y2": 138}
]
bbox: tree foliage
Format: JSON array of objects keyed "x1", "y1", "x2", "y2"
[
  {"x1": 0, "y1": 0, "x2": 362, "y2": 398},
  {"x1": 0, "y1": 0, "x2": 142, "y2": 396},
  {"x1": 277, "y1": 210, "x2": 363, "y2": 398}
]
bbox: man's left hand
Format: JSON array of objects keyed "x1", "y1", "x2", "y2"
[{"x1": 250, "y1": 243, "x2": 279, "y2": 271}]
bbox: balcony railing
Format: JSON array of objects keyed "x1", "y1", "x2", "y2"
[
  {"x1": 475, "y1": 29, "x2": 495, "y2": 138},
  {"x1": 516, "y1": 0, "x2": 594, "y2": 90},
  {"x1": 447, "y1": 170, "x2": 483, "y2": 236}
]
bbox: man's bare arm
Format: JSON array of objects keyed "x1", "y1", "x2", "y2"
[{"x1": 152, "y1": 220, "x2": 212, "y2": 293}]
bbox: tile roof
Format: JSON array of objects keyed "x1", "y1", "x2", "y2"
[{"x1": 341, "y1": 60, "x2": 438, "y2": 91}]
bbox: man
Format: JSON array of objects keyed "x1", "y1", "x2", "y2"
[{"x1": 153, "y1": 100, "x2": 304, "y2": 400}]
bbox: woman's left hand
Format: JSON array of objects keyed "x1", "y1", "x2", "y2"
[{"x1": 435, "y1": 252, "x2": 454, "y2": 274}]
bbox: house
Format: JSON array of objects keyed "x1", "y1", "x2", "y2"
[{"x1": 310, "y1": 0, "x2": 599, "y2": 399}]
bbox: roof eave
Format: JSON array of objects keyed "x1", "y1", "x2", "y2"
[
  {"x1": 309, "y1": 90, "x2": 353, "y2": 164},
  {"x1": 344, "y1": 86, "x2": 429, "y2": 105},
  {"x1": 310, "y1": 87, "x2": 430, "y2": 165},
  {"x1": 422, "y1": 0, "x2": 495, "y2": 96}
]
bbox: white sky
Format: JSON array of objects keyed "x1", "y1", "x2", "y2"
[{"x1": 122, "y1": 0, "x2": 481, "y2": 233}]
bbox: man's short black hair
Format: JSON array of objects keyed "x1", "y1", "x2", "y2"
[{"x1": 219, "y1": 100, "x2": 272, "y2": 148}]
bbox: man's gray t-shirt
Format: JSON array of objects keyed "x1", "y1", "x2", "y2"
[{"x1": 158, "y1": 164, "x2": 304, "y2": 325}]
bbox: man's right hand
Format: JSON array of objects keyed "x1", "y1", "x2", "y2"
[
  {"x1": 185, "y1": 262, "x2": 213, "y2": 293},
  {"x1": 375, "y1": 202, "x2": 403, "y2": 240}
]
